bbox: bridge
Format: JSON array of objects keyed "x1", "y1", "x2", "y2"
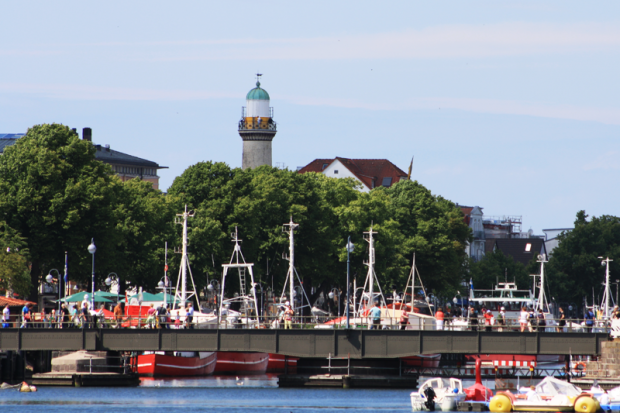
[{"x1": 0, "y1": 329, "x2": 607, "y2": 358}]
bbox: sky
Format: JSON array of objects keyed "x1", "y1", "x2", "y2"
[{"x1": 1, "y1": 1, "x2": 619, "y2": 234}]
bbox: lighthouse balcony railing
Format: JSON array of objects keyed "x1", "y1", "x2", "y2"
[{"x1": 238, "y1": 119, "x2": 277, "y2": 131}]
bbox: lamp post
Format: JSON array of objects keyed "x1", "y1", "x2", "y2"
[
  {"x1": 615, "y1": 280, "x2": 620, "y2": 308},
  {"x1": 88, "y1": 239, "x2": 96, "y2": 311},
  {"x1": 346, "y1": 237, "x2": 354, "y2": 329},
  {"x1": 105, "y1": 273, "x2": 119, "y2": 304},
  {"x1": 46, "y1": 269, "x2": 61, "y2": 315}
]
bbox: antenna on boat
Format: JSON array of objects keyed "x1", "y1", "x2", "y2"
[
  {"x1": 280, "y1": 216, "x2": 311, "y2": 314},
  {"x1": 172, "y1": 205, "x2": 199, "y2": 309},
  {"x1": 220, "y1": 227, "x2": 259, "y2": 327},
  {"x1": 358, "y1": 224, "x2": 386, "y2": 316}
]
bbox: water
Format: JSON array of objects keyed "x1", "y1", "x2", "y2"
[{"x1": 0, "y1": 375, "x2": 414, "y2": 412}]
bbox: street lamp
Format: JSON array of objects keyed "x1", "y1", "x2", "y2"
[
  {"x1": 105, "y1": 273, "x2": 119, "y2": 304},
  {"x1": 46, "y1": 269, "x2": 61, "y2": 314},
  {"x1": 615, "y1": 280, "x2": 620, "y2": 308},
  {"x1": 346, "y1": 237, "x2": 354, "y2": 329},
  {"x1": 88, "y1": 239, "x2": 96, "y2": 311}
]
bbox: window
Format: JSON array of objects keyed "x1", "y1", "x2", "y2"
[
  {"x1": 382, "y1": 177, "x2": 392, "y2": 187},
  {"x1": 322, "y1": 163, "x2": 328, "y2": 170},
  {"x1": 525, "y1": 243, "x2": 532, "y2": 252},
  {"x1": 334, "y1": 170, "x2": 339, "y2": 174}
]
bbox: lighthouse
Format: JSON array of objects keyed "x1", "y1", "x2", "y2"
[{"x1": 238, "y1": 75, "x2": 277, "y2": 169}]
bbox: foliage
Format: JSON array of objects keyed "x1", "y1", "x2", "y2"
[
  {"x1": 546, "y1": 211, "x2": 620, "y2": 304},
  {"x1": 168, "y1": 165, "x2": 471, "y2": 298},
  {"x1": 468, "y1": 250, "x2": 531, "y2": 291},
  {"x1": 0, "y1": 124, "x2": 172, "y2": 299},
  {"x1": 0, "y1": 222, "x2": 31, "y2": 297}
]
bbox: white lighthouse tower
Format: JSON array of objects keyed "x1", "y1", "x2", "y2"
[{"x1": 238, "y1": 74, "x2": 277, "y2": 169}]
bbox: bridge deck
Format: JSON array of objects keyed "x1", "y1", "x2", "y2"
[{"x1": 0, "y1": 329, "x2": 607, "y2": 358}]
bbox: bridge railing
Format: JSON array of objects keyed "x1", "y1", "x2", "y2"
[{"x1": 2, "y1": 313, "x2": 613, "y2": 334}]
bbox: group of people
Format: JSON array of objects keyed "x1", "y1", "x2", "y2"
[
  {"x1": 1, "y1": 296, "x2": 198, "y2": 330},
  {"x1": 275, "y1": 301, "x2": 295, "y2": 329}
]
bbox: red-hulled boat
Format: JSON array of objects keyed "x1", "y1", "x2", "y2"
[
  {"x1": 214, "y1": 352, "x2": 269, "y2": 375},
  {"x1": 134, "y1": 351, "x2": 217, "y2": 376},
  {"x1": 267, "y1": 353, "x2": 298, "y2": 373}
]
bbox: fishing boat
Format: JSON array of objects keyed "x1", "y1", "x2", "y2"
[
  {"x1": 135, "y1": 351, "x2": 217, "y2": 376},
  {"x1": 213, "y1": 227, "x2": 268, "y2": 374},
  {"x1": 266, "y1": 353, "x2": 298, "y2": 373},
  {"x1": 214, "y1": 352, "x2": 269, "y2": 375}
]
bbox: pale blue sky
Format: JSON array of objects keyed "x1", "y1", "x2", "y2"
[{"x1": 1, "y1": 1, "x2": 619, "y2": 233}]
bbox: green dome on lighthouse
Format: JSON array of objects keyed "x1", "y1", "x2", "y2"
[{"x1": 246, "y1": 81, "x2": 270, "y2": 100}]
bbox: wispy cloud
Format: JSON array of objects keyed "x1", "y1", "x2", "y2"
[
  {"x1": 4, "y1": 22, "x2": 620, "y2": 62},
  {"x1": 0, "y1": 83, "x2": 236, "y2": 101},
  {"x1": 583, "y1": 151, "x2": 620, "y2": 170},
  {"x1": 132, "y1": 22, "x2": 620, "y2": 61}
]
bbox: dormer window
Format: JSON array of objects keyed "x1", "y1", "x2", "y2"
[{"x1": 382, "y1": 177, "x2": 392, "y2": 187}]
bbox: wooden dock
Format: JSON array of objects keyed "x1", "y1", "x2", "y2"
[
  {"x1": 278, "y1": 374, "x2": 417, "y2": 389},
  {"x1": 31, "y1": 372, "x2": 140, "y2": 387}
]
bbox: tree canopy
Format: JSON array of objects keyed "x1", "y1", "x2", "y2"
[{"x1": 546, "y1": 211, "x2": 620, "y2": 305}]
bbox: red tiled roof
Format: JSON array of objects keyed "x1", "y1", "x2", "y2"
[
  {"x1": 298, "y1": 157, "x2": 408, "y2": 189},
  {"x1": 0, "y1": 296, "x2": 36, "y2": 307}
]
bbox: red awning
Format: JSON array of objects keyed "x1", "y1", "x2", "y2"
[{"x1": 0, "y1": 296, "x2": 37, "y2": 307}]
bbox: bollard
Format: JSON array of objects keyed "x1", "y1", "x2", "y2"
[{"x1": 343, "y1": 375, "x2": 351, "y2": 389}]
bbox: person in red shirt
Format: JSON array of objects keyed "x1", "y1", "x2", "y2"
[
  {"x1": 484, "y1": 310, "x2": 493, "y2": 332},
  {"x1": 435, "y1": 307, "x2": 445, "y2": 330}
]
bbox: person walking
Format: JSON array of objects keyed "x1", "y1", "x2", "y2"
[
  {"x1": 283, "y1": 302, "x2": 294, "y2": 329},
  {"x1": 146, "y1": 304, "x2": 157, "y2": 328},
  {"x1": 585, "y1": 307, "x2": 595, "y2": 332},
  {"x1": 186, "y1": 303, "x2": 194, "y2": 329},
  {"x1": 484, "y1": 310, "x2": 493, "y2": 332},
  {"x1": 81, "y1": 302, "x2": 90, "y2": 328},
  {"x1": 61, "y1": 303, "x2": 69, "y2": 329},
  {"x1": 528, "y1": 307, "x2": 536, "y2": 332},
  {"x1": 497, "y1": 307, "x2": 506, "y2": 332},
  {"x1": 537, "y1": 309, "x2": 546, "y2": 331},
  {"x1": 2, "y1": 304, "x2": 10, "y2": 328},
  {"x1": 21, "y1": 303, "x2": 31, "y2": 328},
  {"x1": 557, "y1": 307, "x2": 566, "y2": 332},
  {"x1": 113, "y1": 301, "x2": 123, "y2": 329},
  {"x1": 399, "y1": 308, "x2": 409, "y2": 330},
  {"x1": 369, "y1": 302, "x2": 382, "y2": 330},
  {"x1": 435, "y1": 307, "x2": 445, "y2": 330},
  {"x1": 519, "y1": 306, "x2": 528, "y2": 332}
]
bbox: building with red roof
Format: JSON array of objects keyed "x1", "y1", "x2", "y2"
[{"x1": 297, "y1": 157, "x2": 408, "y2": 192}]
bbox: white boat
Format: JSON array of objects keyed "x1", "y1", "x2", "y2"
[
  {"x1": 410, "y1": 377, "x2": 466, "y2": 411},
  {"x1": 490, "y1": 376, "x2": 599, "y2": 413}
]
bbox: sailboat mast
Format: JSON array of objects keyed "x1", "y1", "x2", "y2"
[{"x1": 288, "y1": 217, "x2": 297, "y2": 311}]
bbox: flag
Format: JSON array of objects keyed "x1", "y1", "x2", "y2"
[{"x1": 407, "y1": 156, "x2": 414, "y2": 180}]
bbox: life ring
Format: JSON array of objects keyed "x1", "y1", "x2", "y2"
[{"x1": 574, "y1": 362, "x2": 587, "y2": 371}]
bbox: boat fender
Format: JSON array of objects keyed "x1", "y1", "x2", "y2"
[
  {"x1": 489, "y1": 393, "x2": 513, "y2": 413},
  {"x1": 574, "y1": 395, "x2": 598, "y2": 413}
]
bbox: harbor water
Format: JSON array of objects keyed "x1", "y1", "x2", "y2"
[{"x1": 0, "y1": 375, "x2": 414, "y2": 412}]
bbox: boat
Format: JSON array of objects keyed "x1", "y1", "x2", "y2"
[
  {"x1": 214, "y1": 352, "x2": 269, "y2": 375},
  {"x1": 410, "y1": 377, "x2": 466, "y2": 411},
  {"x1": 212, "y1": 228, "x2": 268, "y2": 374},
  {"x1": 134, "y1": 351, "x2": 217, "y2": 376},
  {"x1": 267, "y1": 353, "x2": 298, "y2": 373},
  {"x1": 490, "y1": 376, "x2": 599, "y2": 413}
]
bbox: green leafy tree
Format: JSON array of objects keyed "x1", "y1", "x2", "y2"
[
  {"x1": 546, "y1": 211, "x2": 620, "y2": 303},
  {"x1": 0, "y1": 124, "x2": 121, "y2": 299},
  {"x1": 0, "y1": 222, "x2": 31, "y2": 297},
  {"x1": 468, "y1": 250, "x2": 531, "y2": 290},
  {"x1": 111, "y1": 178, "x2": 177, "y2": 291}
]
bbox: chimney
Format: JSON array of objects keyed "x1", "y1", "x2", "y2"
[{"x1": 83, "y1": 127, "x2": 92, "y2": 142}]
